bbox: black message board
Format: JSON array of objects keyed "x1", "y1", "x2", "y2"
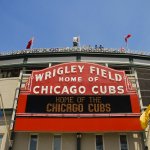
[{"x1": 25, "y1": 95, "x2": 132, "y2": 113}]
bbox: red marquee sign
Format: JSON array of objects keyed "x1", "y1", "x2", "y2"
[
  {"x1": 23, "y1": 62, "x2": 135, "y2": 95},
  {"x1": 15, "y1": 62, "x2": 142, "y2": 132}
]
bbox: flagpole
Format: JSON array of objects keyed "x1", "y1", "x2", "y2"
[
  {"x1": 78, "y1": 36, "x2": 81, "y2": 51},
  {"x1": 0, "y1": 94, "x2": 12, "y2": 148},
  {"x1": 125, "y1": 42, "x2": 128, "y2": 52},
  {"x1": 31, "y1": 37, "x2": 34, "y2": 49},
  {"x1": 125, "y1": 34, "x2": 132, "y2": 53}
]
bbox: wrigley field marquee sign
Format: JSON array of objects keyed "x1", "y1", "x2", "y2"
[
  {"x1": 16, "y1": 62, "x2": 138, "y2": 116},
  {"x1": 24, "y1": 62, "x2": 135, "y2": 95},
  {"x1": 15, "y1": 62, "x2": 142, "y2": 131}
]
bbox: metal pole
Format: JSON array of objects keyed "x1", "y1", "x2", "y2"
[
  {"x1": 145, "y1": 123, "x2": 150, "y2": 149},
  {"x1": 77, "y1": 133, "x2": 81, "y2": 150},
  {"x1": 0, "y1": 94, "x2": 12, "y2": 148}
]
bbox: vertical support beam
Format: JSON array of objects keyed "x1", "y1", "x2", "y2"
[
  {"x1": 129, "y1": 57, "x2": 143, "y2": 108},
  {"x1": 105, "y1": 63, "x2": 108, "y2": 67},
  {"x1": 49, "y1": 63, "x2": 51, "y2": 67},
  {"x1": 76, "y1": 55, "x2": 81, "y2": 62},
  {"x1": 140, "y1": 132, "x2": 146, "y2": 150},
  {"x1": 145, "y1": 124, "x2": 150, "y2": 149},
  {"x1": 77, "y1": 133, "x2": 82, "y2": 150},
  {"x1": 0, "y1": 94, "x2": 12, "y2": 148},
  {"x1": 134, "y1": 70, "x2": 144, "y2": 109},
  {"x1": 9, "y1": 69, "x2": 25, "y2": 150},
  {"x1": 129, "y1": 57, "x2": 146, "y2": 149}
]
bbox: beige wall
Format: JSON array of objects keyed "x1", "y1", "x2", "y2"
[
  {"x1": 81, "y1": 133, "x2": 95, "y2": 150},
  {"x1": 12, "y1": 132, "x2": 143, "y2": 150},
  {"x1": 0, "y1": 115, "x2": 12, "y2": 150},
  {"x1": 62, "y1": 134, "x2": 76, "y2": 150},
  {"x1": 104, "y1": 133, "x2": 143, "y2": 150},
  {"x1": 0, "y1": 77, "x2": 19, "y2": 108},
  {"x1": 13, "y1": 133, "x2": 29, "y2": 150},
  {"x1": 0, "y1": 124, "x2": 11, "y2": 150},
  {"x1": 104, "y1": 133, "x2": 119, "y2": 150},
  {"x1": 13, "y1": 133, "x2": 76, "y2": 150},
  {"x1": 128, "y1": 133, "x2": 143, "y2": 150},
  {"x1": 38, "y1": 133, "x2": 53, "y2": 150}
]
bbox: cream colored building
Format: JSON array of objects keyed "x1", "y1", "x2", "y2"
[
  {"x1": 12, "y1": 133, "x2": 143, "y2": 150},
  {"x1": 0, "y1": 47, "x2": 150, "y2": 150}
]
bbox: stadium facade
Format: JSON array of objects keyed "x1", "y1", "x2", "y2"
[{"x1": 0, "y1": 47, "x2": 150, "y2": 150}]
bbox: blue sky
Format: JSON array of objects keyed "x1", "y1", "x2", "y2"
[{"x1": 0, "y1": 0, "x2": 150, "y2": 52}]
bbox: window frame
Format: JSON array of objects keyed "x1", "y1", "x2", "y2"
[
  {"x1": 119, "y1": 134, "x2": 129, "y2": 150},
  {"x1": 95, "y1": 134, "x2": 105, "y2": 150},
  {"x1": 52, "y1": 134, "x2": 62, "y2": 150},
  {"x1": 28, "y1": 134, "x2": 38, "y2": 150},
  {"x1": 0, "y1": 134, "x2": 3, "y2": 150}
]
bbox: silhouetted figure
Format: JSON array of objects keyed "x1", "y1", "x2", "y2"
[
  {"x1": 99, "y1": 45, "x2": 104, "y2": 49},
  {"x1": 95, "y1": 45, "x2": 98, "y2": 49}
]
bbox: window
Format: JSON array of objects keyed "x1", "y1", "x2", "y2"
[
  {"x1": 29, "y1": 135, "x2": 38, "y2": 150},
  {"x1": 0, "y1": 135, "x2": 3, "y2": 149},
  {"x1": 0, "y1": 68, "x2": 21, "y2": 78},
  {"x1": 108, "y1": 65, "x2": 132, "y2": 74},
  {"x1": 96, "y1": 135, "x2": 103, "y2": 150},
  {"x1": 0, "y1": 110, "x2": 3, "y2": 118},
  {"x1": 120, "y1": 135, "x2": 128, "y2": 150},
  {"x1": 53, "y1": 135, "x2": 61, "y2": 150}
]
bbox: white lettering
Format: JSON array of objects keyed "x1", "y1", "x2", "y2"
[
  {"x1": 35, "y1": 74, "x2": 44, "y2": 82},
  {"x1": 33, "y1": 86, "x2": 40, "y2": 94},
  {"x1": 64, "y1": 66, "x2": 70, "y2": 74},
  {"x1": 58, "y1": 76, "x2": 82, "y2": 82},
  {"x1": 88, "y1": 77, "x2": 94, "y2": 82},
  {"x1": 70, "y1": 86, "x2": 77, "y2": 94},
  {"x1": 78, "y1": 65, "x2": 84, "y2": 73},
  {"x1": 108, "y1": 71, "x2": 114, "y2": 81},
  {"x1": 45, "y1": 71, "x2": 51, "y2": 80},
  {"x1": 100, "y1": 86, "x2": 107, "y2": 94},
  {"x1": 41, "y1": 86, "x2": 48, "y2": 94},
  {"x1": 57, "y1": 67, "x2": 63, "y2": 75},
  {"x1": 115, "y1": 74, "x2": 122, "y2": 81},
  {"x1": 101, "y1": 69, "x2": 107, "y2": 78},
  {"x1": 91, "y1": 85, "x2": 125, "y2": 94},
  {"x1": 70, "y1": 65, "x2": 77, "y2": 73},
  {"x1": 54, "y1": 86, "x2": 61, "y2": 94},
  {"x1": 109, "y1": 86, "x2": 116, "y2": 94},
  {"x1": 117, "y1": 86, "x2": 124, "y2": 94},
  {"x1": 62, "y1": 86, "x2": 69, "y2": 94},
  {"x1": 92, "y1": 86, "x2": 98, "y2": 94},
  {"x1": 78, "y1": 86, "x2": 86, "y2": 94},
  {"x1": 90, "y1": 66, "x2": 96, "y2": 74}
]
